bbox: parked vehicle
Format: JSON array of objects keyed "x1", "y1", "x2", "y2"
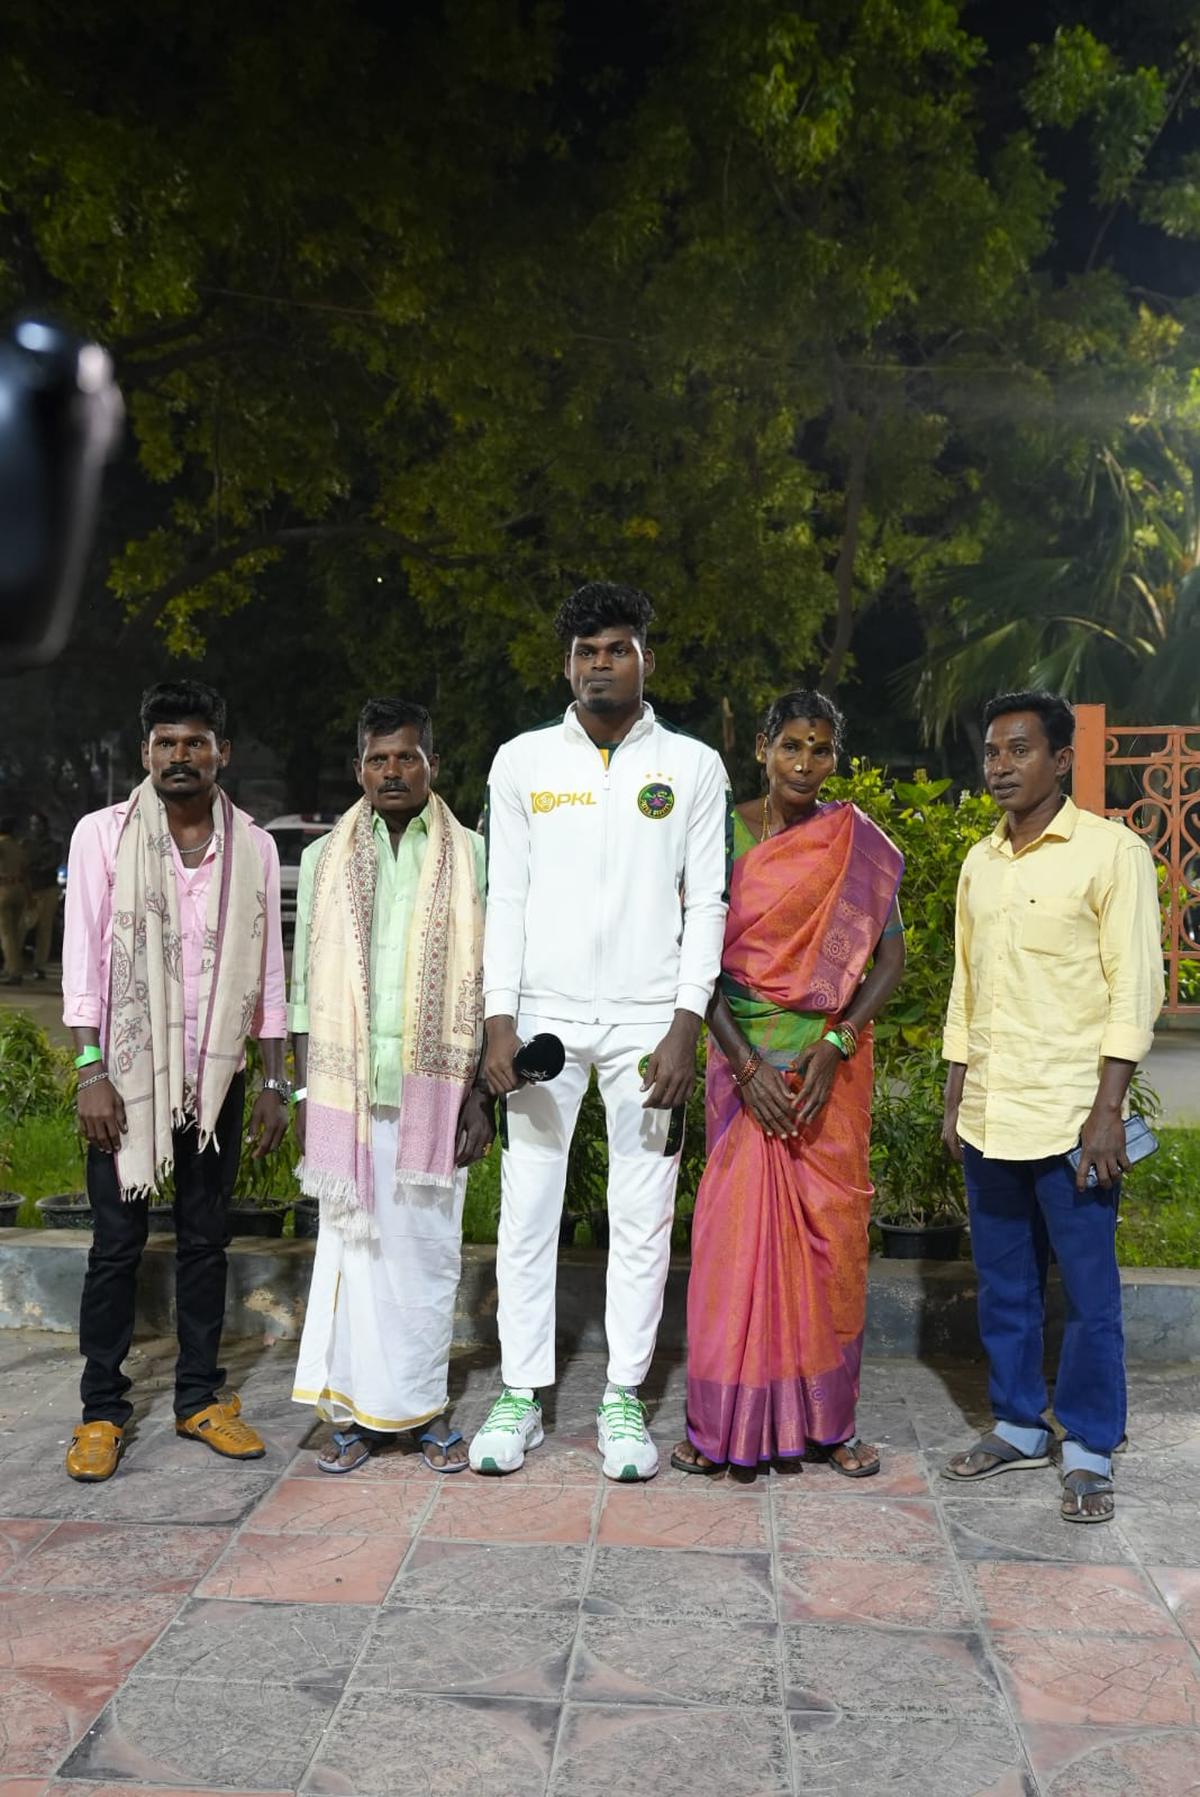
[{"x1": 264, "y1": 814, "x2": 338, "y2": 934}]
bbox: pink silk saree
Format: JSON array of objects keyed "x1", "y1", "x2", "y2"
[{"x1": 685, "y1": 802, "x2": 903, "y2": 1466}]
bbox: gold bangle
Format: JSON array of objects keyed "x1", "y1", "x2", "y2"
[{"x1": 732, "y1": 1049, "x2": 761, "y2": 1088}]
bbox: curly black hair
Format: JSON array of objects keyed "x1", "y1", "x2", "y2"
[{"x1": 553, "y1": 581, "x2": 654, "y2": 646}]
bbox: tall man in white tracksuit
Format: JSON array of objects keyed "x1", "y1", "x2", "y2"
[{"x1": 469, "y1": 581, "x2": 730, "y2": 1481}]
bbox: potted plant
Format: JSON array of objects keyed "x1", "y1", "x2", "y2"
[
  {"x1": 870, "y1": 1047, "x2": 967, "y2": 1259},
  {"x1": 229, "y1": 1045, "x2": 300, "y2": 1236}
]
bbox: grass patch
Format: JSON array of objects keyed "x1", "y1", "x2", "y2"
[
  {"x1": 1117, "y1": 1126, "x2": 1200, "y2": 1268},
  {"x1": 2, "y1": 1114, "x2": 87, "y2": 1224}
]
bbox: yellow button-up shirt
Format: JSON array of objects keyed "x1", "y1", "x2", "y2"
[
  {"x1": 942, "y1": 797, "x2": 1163, "y2": 1160},
  {"x1": 289, "y1": 807, "x2": 486, "y2": 1106}
]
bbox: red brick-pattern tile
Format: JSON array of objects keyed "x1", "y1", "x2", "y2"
[
  {"x1": 0, "y1": 1667, "x2": 118, "y2": 1776},
  {"x1": 779, "y1": 1554, "x2": 972, "y2": 1630},
  {"x1": 598, "y1": 1486, "x2": 768, "y2": 1551},
  {"x1": 0, "y1": 1591, "x2": 180, "y2": 1677},
  {"x1": 993, "y1": 1633, "x2": 1200, "y2": 1728},
  {"x1": 425, "y1": 1480, "x2": 595, "y2": 1545},
  {"x1": 197, "y1": 1529, "x2": 409, "y2": 1604},
  {"x1": 972, "y1": 1562, "x2": 1175, "y2": 1636},
  {"x1": 249, "y1": 1474, "x2": 430, "y2": 1536},
  {"x1": 1, "y1": 1523, "x2": 228, "y2": 1595}
]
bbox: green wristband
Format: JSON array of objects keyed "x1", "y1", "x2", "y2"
[
  {"x1": 74, "y1": 1046, "x2": 104, "y2": 1070},
  {"x1": 823, "y1": 1030, "x2": 849, "y2": 1058}
]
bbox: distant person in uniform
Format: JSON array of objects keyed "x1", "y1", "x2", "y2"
[
  {"x1": 21, "y1": 810, "x2": 62, "y2": 980},
  {"x1": 0, "y1": 817, "x2": 29, "y2": 985}
]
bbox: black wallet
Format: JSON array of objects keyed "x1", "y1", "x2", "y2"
[{"x1": 1066, "y1": 1114, "x2": 1158, "y2": 1187}]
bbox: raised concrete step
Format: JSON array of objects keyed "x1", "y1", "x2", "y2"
[{"x1": 0, "y1": 1230, "x2": 1196, "y2": 1362}]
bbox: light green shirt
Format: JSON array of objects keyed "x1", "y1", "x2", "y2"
[{"x1": 289, "y1": 806, "x2": 486, "y2": 1106}]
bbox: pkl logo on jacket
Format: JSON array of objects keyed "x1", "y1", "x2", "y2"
[
  {"x1": 637, "y1": 782, "x2": 675, "y2": 819},
  {"x1": 531, "y1": 791, "x2": 598, "y2": 813}
]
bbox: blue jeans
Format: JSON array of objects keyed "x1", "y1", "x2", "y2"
[{"x1": 962, "y1": 1143, "x2": 1125, "y2": 1465}]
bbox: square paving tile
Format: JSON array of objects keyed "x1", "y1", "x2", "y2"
[
  {"x1": 597, "y1": 1485, "x2": 768, "y2": 1550},
  {"x1": 58, "y1": 1676, "x2": 341, "y2": 1788},
  {"x1": 1023, "y1": 1720, "x2": 1200, "y2": 1795},
  {"x1": 784, "y1": 1623, "x2": 1005, "y2": 1718},
  {"x1": 349, "y1": 1605, "x2": 576, "y2": 1698},
  {"x1": 0, "y1": 1465, "x2": 280, "y2": 1527},
  {"x1": 778, "y1": 1554, "x2": 974, "y2": 1631},
  {"x1": 287, "y1": 1435, "x2": 431, "y2": 1480},
  {"x1": 247, "y1": 1473, "x2": 432, "y2": 1536},
  {"x1": 0, "y1": 1522, "x2": 229, "y2": 1594},
  {"x1": 585, "y1": 1546, "x2": 775, "y2": 1621},
  {"x1": 971, "y1": 1562, "x2": 1176, "y2": 1635},
  {"x1": 424, "y1": 1479, "x2": 596, "y2": 1543},
  {"x1": 304, "y1": 1690, "x2": 558, "y2": 1795},
  {"x1": 569, "y1": 1616, "x2": 781, "y2": 1707},
  {"x1": 134, "y1": 1597, "x2": 373, "y2": 1685},
  {"x1": 386, "y1": 1540, "x2": 588, "y2": 1612},
  {"x1": 550, "y1": 1703, "x2": 792, "y2": 1797},
  {"x1": 1118, "y1": 1504, "x2": 1200, "y2": 1567},
  {"x1": 43, "y1": 1786, "x2": 293, "y2": 1797},
  {"x1": 788, "y1": 1711, "x2": 1033, "y2": 1795},
  {"x1": 992, "y1": 1633, "x2": 1200, "y2": 1728},
  {"x1": 0, "y1": 1591, "x2": 180, "y2": 1679},
  {"x1": 0, "y1": 1522, "x2": 54, "y2": 1580},
  {"x1": 797, "y1": 1449, "x2": 933, "y2": 1496},
  {"x1": 197, "y1": 1529, "x2": 409, "y2": 1604},
  {"x1": 773, "y1": 1493, "x2": 946, "y2": 1559},
  {"x1": 943, "y1": 1500, "x2": 1138, "y2": 1563},
  {"x1": 0, "y1": 1667, "x2": 121, "y2": 1777},
  {"x1": 1147, "y1": 1566, "x2": 1200, "y2": 1643}
]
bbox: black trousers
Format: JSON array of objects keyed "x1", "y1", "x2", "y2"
[{"x1": 79, "y1": 1073, "x2": 244, "y2": 1426}]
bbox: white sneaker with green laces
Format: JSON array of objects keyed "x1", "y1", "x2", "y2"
[
  {"x1": 468, "y1": 1389, "x2": 544, "y2": 1474},
  {"x1": 597, "y1": 1387, "x2": 658, "y2": 1481}
]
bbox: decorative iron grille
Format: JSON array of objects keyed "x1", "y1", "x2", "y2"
[{"x1": 1074, "y1": 705, "x2": 1200, "y2": 1014}]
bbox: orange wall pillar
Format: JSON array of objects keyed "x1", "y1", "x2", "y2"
[{"x1": 1072, "y1": 703, "x2": 1107, "y2": 815}]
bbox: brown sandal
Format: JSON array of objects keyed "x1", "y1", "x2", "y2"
[
  {"x1": 65, "y1": 1421, "x2": 124, "y2": 1482},
  {"x1": 176, "y1": 1393, "x2": 265, "y2": 1460}
]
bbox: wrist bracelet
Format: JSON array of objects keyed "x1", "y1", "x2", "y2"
[
  {"x1": 262, "y1": 1077, "x2": 292, "y2": 1104},
  {"x1": 75, "y1": 1046, "x2": 104, "y2": 1070},
  {"x1": 732, "y1": 1048, "x2": 761, "y2": 1088},
  {"x1": 823, "y1": 1030, "x2": 850, "y2": 1059},
  {"x1": 77, "y1": 1070, "x2": 110, "y2": 1092},
  {"x1": 291, "y1": 1087, "x2": 307, "y2": 1105}
]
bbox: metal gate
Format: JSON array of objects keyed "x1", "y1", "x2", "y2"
[{"x1": 1073, "y1": 704, "x2": 1200, "y2": 1015}]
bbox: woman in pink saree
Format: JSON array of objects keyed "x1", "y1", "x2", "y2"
[{"x1": 674, "y1": 692, "x2": 905, "y2": 1477}]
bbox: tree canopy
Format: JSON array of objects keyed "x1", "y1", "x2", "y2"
[{"x1": 2, "y1": 0, "x2": 1199, "y2": 814}]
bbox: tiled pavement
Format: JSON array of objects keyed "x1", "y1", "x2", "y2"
[{"x1": 3, "y1": 1338, "x2": 1200, "y2": 1794}]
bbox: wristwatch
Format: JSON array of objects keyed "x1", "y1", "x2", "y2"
[{"x1": 261, "y1": 1077, "x2": 292, "y2": 1104}]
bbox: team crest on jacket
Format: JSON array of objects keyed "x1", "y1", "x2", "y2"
[{"x1": 637, "y1": 782, "x2": 674, "y2": 819}]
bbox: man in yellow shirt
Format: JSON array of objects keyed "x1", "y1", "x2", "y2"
[{"x1": 941, "y1": 691, "x2": 1163, "y2": 1525}]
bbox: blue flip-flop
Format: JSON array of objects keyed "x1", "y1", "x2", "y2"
[
  {"x1": 418, "y1": 1427, "x2": 467, "y2": 1473},
  {"x1": 317, "y1": 1428, "x2": 373, "y2": 1474}
]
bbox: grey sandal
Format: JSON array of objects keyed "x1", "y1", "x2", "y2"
[
  {"x1": 942, "y1": 1430, "x2": 1050, "y2": 1482},
  {"x1": 1061, "y1": 1467, "x2": 1115, "y2": 1524}
]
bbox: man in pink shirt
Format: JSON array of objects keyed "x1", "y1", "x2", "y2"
[{"x1": 62, "y1": 680, "x2": 288, "y2": 1482}]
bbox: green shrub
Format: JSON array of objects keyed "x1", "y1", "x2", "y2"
[
  {"x1": 0, "y1": 1011, "x2": 75, "y2": 1125},
  {"x1": 869, "y1": 1045, "x2": 966, "y2": 1226},
  {"x1": 1117, "y1": 1126, "x2": 1200, "y2": 1266}
]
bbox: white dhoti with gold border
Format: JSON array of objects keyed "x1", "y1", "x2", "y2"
[{"x1": 292, "y1": 1107, "x2": 467, "y2": 1432}]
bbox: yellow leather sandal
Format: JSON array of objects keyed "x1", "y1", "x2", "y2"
[
  {"x1": 175, "y1": 1392, "x2": 265, "y2": 1460},
  {"x1": 65, "y1": 1420, "x2": 124, "y2": 1482}
]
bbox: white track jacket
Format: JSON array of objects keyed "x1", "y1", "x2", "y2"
[{"x1": 483, "y1": 703, "x2": 731, "y2": 1027}]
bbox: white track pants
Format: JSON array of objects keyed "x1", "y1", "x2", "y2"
[{"x1": 497, "y1": 1014, "x2": 685, "y2": 1390}]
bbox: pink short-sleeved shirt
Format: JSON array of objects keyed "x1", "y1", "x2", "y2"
[{"x1": 62, "y1": 799, "x2": 287, "y2": 1073}]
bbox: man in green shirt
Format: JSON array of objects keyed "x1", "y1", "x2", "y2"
[{"x1": 290, "y1": 698, "x2": 491, "y2": 1472}]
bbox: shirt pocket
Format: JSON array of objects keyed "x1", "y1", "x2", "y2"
[{"x1": 1018, "y1": 896, "x2": 1079, "y2": 956}]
